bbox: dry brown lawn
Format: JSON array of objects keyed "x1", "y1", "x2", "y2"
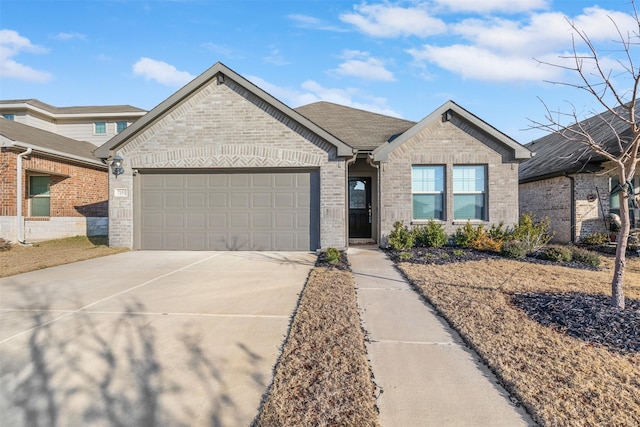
[
  {"x1": 400, "y1": 255, "x2": 640, "y2": 427},
  {"x1": 255, "y1": 267, "x2": 379, "y2": 426},
  {"x1": 0, "y1": 236, "x2": 127, "y2": 278}
]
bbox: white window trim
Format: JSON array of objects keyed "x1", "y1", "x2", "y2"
[
  {"x1": 94, "y1": 121, "x2": 107, "y2": 135},
  {"x1": 412, "y1": 165, "x2": 445, "y2": 221},
  {"x1": 28, "y1": 174, "x2": 51, "y2": 217},
  {"x1": 452, "y1": 165, "x2": 487, "y2": 221}
]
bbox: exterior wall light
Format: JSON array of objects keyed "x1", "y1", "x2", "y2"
[{"x1": 110, "y1": 155, "x2": 124, "y2": 178}]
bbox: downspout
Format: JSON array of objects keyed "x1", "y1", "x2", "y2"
[
  {"x1": 16, "y1": 147, "x2": 32, "y2": 244},
  {"x1": 344, "y1": 152, "x2": 358, "y2": 248},
  {"x1": 566, "y1": 174, "x2": 575, "y2": 244},
  {"x1": 367, "y1": 154, "x2": 380, "y2": 246}
]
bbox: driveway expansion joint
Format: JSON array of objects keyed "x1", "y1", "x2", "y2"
[{"x1": 370, "y1": 339, "x2": 454, "y2": 346}]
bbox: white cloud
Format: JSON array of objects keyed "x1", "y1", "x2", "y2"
[
  {"x1": 0, "y1": 29, "x2": 52, "y2": 82},
  {"x1": 132, "y1": 57, "x2": 195, "y2": 87},
  {"x1": 434, "y1": 0, "x2": 548, "y2": 14},
  {"x1": 247, "y1": 75, "x2": 402, "y2": 117},
  {"x1": 53, "y1": 32, "x2": 85, "y2": 40},
  {"x1": 331, "y1": 50, "x2": 395, "y2": 81},
  {"x1": 408, "y1": 6, "x2": 639, "y2": 82},
  {"x1": 340, "y1": 3, "x2": 446, "y2": 37}
]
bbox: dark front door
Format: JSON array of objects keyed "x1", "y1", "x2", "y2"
[{"x1": 349, "y1": 177, "x2": 372, "y2": 238}]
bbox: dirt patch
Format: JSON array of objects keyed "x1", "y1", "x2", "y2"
[
  {"x1": 0, "y1": 236, "x2": 128, "y2": 278},
  {"x1": 255, "y1": 266, "x2": 379, "y2": 426}
]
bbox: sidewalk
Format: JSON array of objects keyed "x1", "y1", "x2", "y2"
[{"x1": 348, "y1": 246, "x2": 535, "y2": 427}]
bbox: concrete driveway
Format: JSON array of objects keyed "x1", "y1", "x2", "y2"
[{"x1": 0, "y1": 251, "x2": 316, "y2": 426}]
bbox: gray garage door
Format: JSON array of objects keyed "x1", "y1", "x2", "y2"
[{"x1": 136, "y1": 170, "x2": 319, "y2": 251}]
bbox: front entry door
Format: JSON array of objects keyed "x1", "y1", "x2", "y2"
[{"x1": 349, "y1": 177, "x2": 372, "y2": 238}]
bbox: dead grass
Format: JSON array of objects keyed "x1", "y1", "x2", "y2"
[
  {"x1": 255, "y1": 267, "x2": 379, "y2": 427},
  {"x1": 399, "y1": 255, "x2": 640, "y2": 427},
  {"x1": 0, "y1": 236, "x2": 128, "y2": 278}
]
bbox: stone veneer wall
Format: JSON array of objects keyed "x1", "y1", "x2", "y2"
[
  {"x1": 108, "y1": 77, "x2": 347, "y2": 250},
  {"x1": 379, "y1": 115, "x2": 520, "y2": 245}
]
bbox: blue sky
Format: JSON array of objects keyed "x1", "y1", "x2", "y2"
[{"x1": 1, "y1": 0, "x2": 638, "y2": 143}]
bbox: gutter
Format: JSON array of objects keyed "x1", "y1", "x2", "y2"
[
  {"x1": 8, "y1": 141, "x2": 107, "y2": 169},
  {"x1": 565, "y1": 174, "x2": 576, "y2": 243},
  {"x1": 15, "y1": 146, "x2": 32, "y2": 244}
]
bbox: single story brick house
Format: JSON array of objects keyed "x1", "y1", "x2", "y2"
[
  {"x1": 96, "y1": 62, "x2": 531, "y2": 251},
  {"x1": 519, "y1": 103, "x2": 640, "y2": 243},
  {"x1": 1, "y1": 118, "x2": 109, "y2": 242}
]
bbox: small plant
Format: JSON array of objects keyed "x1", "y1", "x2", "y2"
[
  {"x1": 324, "y1": 247, "x2": 341, "y2": 265},
  {"x1": 439, "y1": 252, "x2": 450, "y2": 259},
  {"x1": 0, "y1": 238, "x2": 12, "y2": 252},
  {"x1": 501, "y1": 240, "x2": 527, "y2": 259},
  {"x1": 452, "y1": 221, "x2": 484, "y2": 248},
  {"x1": 539, "y1": 245, "x2": 572, "y2": 262},
  {"x1": 570, "y1": 247, "x2": 601, "y2": 267},
  {"x1": 398, "y1": 251, "x2": 413, "y2": 261},
  {"x1": 511, "y1": 213, "x2": 554, "y2": 254},
  {"x1": 580, "y1": 232, "x2": 609, "y2": 246},
  {"x1": 469, "y1": 234, "x2": 502, "y2": 252},
  {"x1": 488, "y1": 221, "x2": 511, "y2": 242},
  {"x1": 413, "y1": 220, "x2": 448, "y2": 248},
  {"x1": 388, "y1": 221, "x2": 414, "y2": 250},
  {"x1": 452, "y1": 248, "x2": 465, "y2": 257}
]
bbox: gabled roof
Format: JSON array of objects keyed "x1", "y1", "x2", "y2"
[
  {"x1": 0, "y1": 99, "x2": 146, "y2": 116},
  {"x1": 95, "y1": 62, "x2": 354, "y2": 159},
  {"x1": 0, "y1": 118, "x2": 105, "y2": 167},
  {"x1": 519, "y1": 102, "x2": 639, "y2": 183},
  {"x1": 294, "y1": 102, "x2": 416, "y2": 151},
  {"x1": 373, "y1": 100, "x2": 532, "y2": 162}
]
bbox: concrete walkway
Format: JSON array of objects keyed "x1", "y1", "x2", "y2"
[{"x1": 348, "y1": 246, "x2": 535, "y2": 427}]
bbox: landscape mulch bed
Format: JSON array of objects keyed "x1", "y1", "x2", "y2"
[{"x1": 254, "y1": 257, "x2": 379, "y2": 426}]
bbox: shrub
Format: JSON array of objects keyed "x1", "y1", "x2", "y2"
[
  {"x1": 511, "y1": 213, "x2": 554, "y2": 254},
  {"x1": 324, "y1": 247, "x2": 341, "y2": 265},
  {"x1": 413, "y1": 220, "x2": 448, "y2": 248},
  {"x1": 398, "y1": 251, "x2": 413, "y2": 261},
  {"x1": 487, "y1": 221, "x2": 511, "y2": 242},
  {"x1": 469, "y1": 234, "x2": 502, "y2": 252},
  {"x1": 0, "y1": 238, "x2": 11, "y2": 252},
  {"x1": 580, "y1": 232, "x2": 610, "y2": 246},
  {"x1": 388, "y1": 221, "x2": 414, "y2": 250},
  {"x1": 570, "y1": 247, "x2": 601, "y2": 267},
  {"x1": 452, "y1": 221, "x2": 484, "y2": 248},
  {"x1": 501, "y1": 240, "x2": 528, "y2": 259},
  {"x1": 539, "y1": 245, "x2": 572, "y2": 262}
]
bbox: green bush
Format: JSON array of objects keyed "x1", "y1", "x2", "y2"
[
  {"x1": 388, "y1": 221, "x2": 414, "y2": 250},
  {"x1": 570, "y1": 247, "x2": 601, "y2": 267},
  {"x1": 324, "y1": 247, "x2": 341, "y2": 265},
  {"x1": 501, "y1": 240, "x2": 528, "y2": 259},
  {"x1": 488, "y1": 221, "x2": 511, "y2": 242},
  {"x1": 452, "y1": 221, "x2": 484, "y2": 248},
  {"x1": 511, "y1": 213, "x2": 554, "y2": 254},
  {"x1": 539, "y1": 245, "x2": 572, "y2": 262},
  {"x1": 413, "y1": 220, "x2": 448, "y2": 248},
  {"x1": 398, "y1": 251, "x2": 413, "y2": 261},
  {"x1": 580, "y1": 232, "x2": 609, "y2": 246}
]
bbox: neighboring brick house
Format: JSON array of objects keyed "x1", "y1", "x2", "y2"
[
  {"x1": 0, "y1": 99, "x2": 146, "y2": 146},
  {"x1": 1, "y1": 119, "x2": 109, "y2": 242},
  {"x1": 519, "y1": 104, "x2": 640, "y2": 243},
  {"x1": 96, "y1": 62, "x2": 532, "y2": 251}
]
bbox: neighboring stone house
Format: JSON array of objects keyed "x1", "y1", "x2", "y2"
[
  {"x1": 519, "y1": 104, "x2": 640, "y2": 243},
  {"x1": 96, "y1": 62, "x2": 532, "y2": 251},
  {"x1": 1, "y1": 119, "x2": 109, "y2": 242},
  {"x1": 0, "y1": 99, "x2": 146, "y2": 146}
]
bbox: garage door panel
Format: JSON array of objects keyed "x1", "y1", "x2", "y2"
[{"x1": 138, "y1": 170, "x2": 318, "y2": 250}]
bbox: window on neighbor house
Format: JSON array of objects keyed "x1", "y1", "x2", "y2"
[
  {"x1": 2, "y1": 113, "x2": 15, "y2": 120},
  {"x1": 29, "y1": 175, "x2": 50, "y2": 217},
  {"x1": 116, "y1": 121, "x2": 128, "y2": 133},
  {"x1": 610, "y1": 176, "x2": 639, "y2": 228},
  {"x1": 412, "y1": 165, "x2": 444, "y2": 220},
  {"x1": 94, "y1": 122, "x2": 106, "y2": 134},
  {"x1": 453, "y1": 165, "x2": 486, "y2": 220}
]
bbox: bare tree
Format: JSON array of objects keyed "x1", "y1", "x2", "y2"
[{"x1": 530, "y1": 1, "x2": 640, "y2": 309}]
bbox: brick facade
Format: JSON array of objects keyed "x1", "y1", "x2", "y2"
[
  {"x1": 0, "y1": 147, "x2": 108, "y2": 241},
  {"x1": 379, "y1": 115, "x2": 521, "y2": 243},
  {"x1": 108, "y1": 78, "x2": 347, "y2": 249}
]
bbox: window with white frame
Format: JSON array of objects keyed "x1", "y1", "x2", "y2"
[
  {"x1": 116, "y1": 121, "x2": 128, "y2": 133},
  {"x1": 610, "y1": 176, "x2": 639, "y2": 227},
  {"x1": 453, "y1": 165, "x2": 486, "y2": 220},
  {"x1": 29, "y1": 175, "x2": 50, "y2": 217},
  {"x1": 412, "y1": 165, "x2": 444, "y2": 220},
  {"x1": 94, "y1": 122, "x2": 106, "y2": 134}
]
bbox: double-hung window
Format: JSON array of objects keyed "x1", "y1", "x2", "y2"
[
  {"x1": 116, "y1": 121, "x2": 128, "y2": 133},
  {"x1": 453, "y1": 165, "x2": 486, "y2": 220},
  {"x1": 94, "y1": 122, "x2": 106, "y2": 134},
  {"x1": 29, "y1": 176, "x2": 50, "y2": 217},
  {"x1": 412, "y1": 166, "x2": 444, "y2": 220}
]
